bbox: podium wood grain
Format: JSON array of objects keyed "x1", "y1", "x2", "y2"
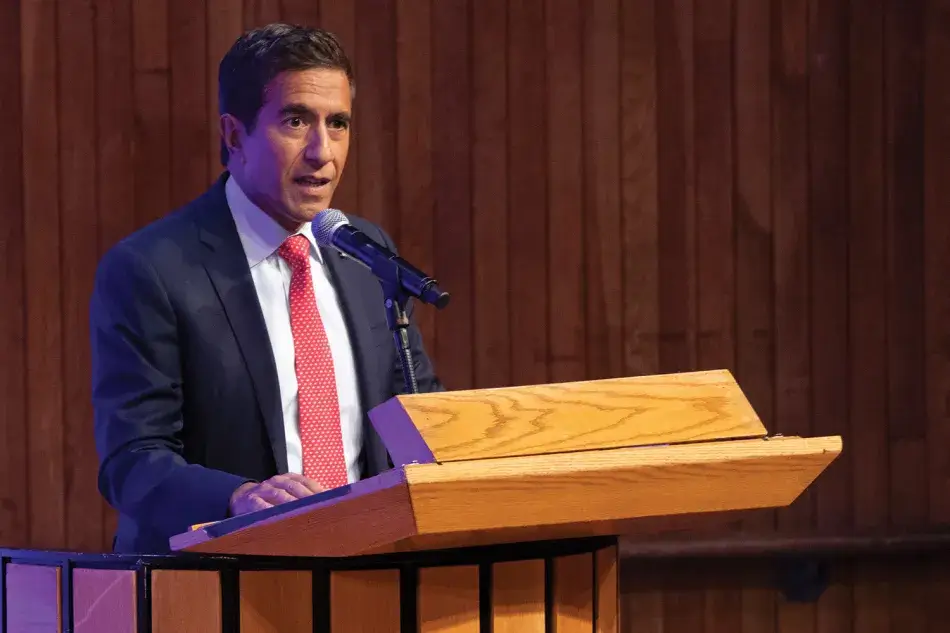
[
  {"x1": 554, "y1": 554, "x2": 594, "y2": 633},
  {"x1": 375, "y1": 369, "x2": 768, "y2": 463},
  {"x1": 491, "y1": 560, "x2": 546, "y2": 632},
  {"x1": 418, "y1": 566, "x2": 480, "y2": 632},
  {"x1": 239, "y1": 570, "x2": 312, "y2": 633},
  {"x1": 330, "y1": 569, "x2": 401, "y2": 632},
  {"x1": 151, "y1": 570, "x2": 221, "y2": 632}
]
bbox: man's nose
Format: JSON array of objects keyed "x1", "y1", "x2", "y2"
[{"x1": 305, "y1": 124, "x2": 333, "y2": 165}]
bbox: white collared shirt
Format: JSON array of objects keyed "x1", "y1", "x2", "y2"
[{"x1": 225, "y1": 176, "x2": 363, "y2": 484}]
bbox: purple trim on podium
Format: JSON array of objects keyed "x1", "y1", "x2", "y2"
[{"x1": 368, "y1": 397, "x2": 437, "y2": 466}]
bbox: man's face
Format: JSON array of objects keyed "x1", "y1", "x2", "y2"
[{"x1": 223, "y1": 68, "x2": 352, "y2": 230}]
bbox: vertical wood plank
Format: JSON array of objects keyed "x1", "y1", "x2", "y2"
[
  {"x1": 655, "y1": 0, "x2": 697, "y2": 374},
  {"x1": 620, "y1": 563, "x2": 663, "y2": 633},
  {"x1": 395, "y1": 0, "x2": 435, "y2": 358},
  {"x1": 851, "y1": 561, "x2": 890, "y2": 633},
  {"x1": 545, "y1": 0, "x2": 585, "y2": 383},
  {"x1": 73, "y1": 569, "x2": 137, "y2": 633},
  {"x1": 773, "y1": 0, "x2": 819, "y2": 620},
  {"x1": 772, "y1": 0, "x2": 814, "y2": 535},
  {"x1": 492, "y1": 560, "x2": 545, "y2": 633},
  {"x1": 595, "y1": 547, "x2": 619, "y2": 633},
  {"x1": 170, "y1": 0, "x2": 210, "y2": 206},
  {"x1": 735, "y1": 0, "x2": 777, "y2": 543},
  {"x1": 206, "y1": 0, "x2": 244, "y2": 180},
  {"x1": 151, "y1": 570, "x2": 222, "y2": 632},
  {"x1": 417, "y1": 566, "x2": 479, "y2": 633},
  {"x1": 318, "y1": 0, "x2": 358, "y2": 214},
  {"x1": 554, "y1": 554, "x2": 594, "y2": 632},
  {"x1": 885, "y1": 0, "x2": 928, "y2": 530},
  {"x1": 0, "y1": 0, "x2": 28, "y2": 549},
  {"x1": 620, "y1": 0, "x2": 659, "y2": 378},
  {"x1": 471, "y1": 0, "x2": 511, "y2": 388},
  {"x1": 583, "y1": 0, "x2": 623, "y2": 381},
  {"x1": 96, "y1": 0, "x2": 136, "y2": 550},
  {"x1": 5, "y1": 564, "x2": 61, "y2": 633},
  {"x1": 354, "y1": 0, "x2": 396, "y2": 235},
  {"x1": 281, "y1": 0, "x2": 320, "y2": 26},
  {"x1": 240, "y1": 570, "x2": 312, "y2": 633},
  {"x1": 848, "y1": 0, "x2": 889, "y2": 532},
  {"x1": 508, "y1": 0, "x2": 549, "y2": 387},
  {"x1": 58, "y1": 0, "x2": 104, "y2": 553},
  {"x1": 133, "y1": 0, "x2": 171, "y2": 226},
  {"x1": 808, "y1": 0, "x2": 853, "y2": 540},
  {"x1": 432, "y1": 0, "x2": 474, "y2": 390},
  {"x1": 330, "y1": 569, "x2": 400, "y2": 632},
  {"x1": 22, "y1": 0, "x2": 66, "y2": 550},
  {"x1": 243, "y1": 0, "x2": 280, "y2": 29},
  {"x1": 924, "y1": 0, "x2": 950, "y2": 526}
]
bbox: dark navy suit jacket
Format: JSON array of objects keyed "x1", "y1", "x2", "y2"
[{"x1": 90, "y1": 173, "x2": 442, "y2": 553}]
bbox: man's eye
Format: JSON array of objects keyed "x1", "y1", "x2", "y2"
[
  {"x1": 329, "y1": 118, "x2": 349, "y2": 130},
  {"x1": 287, "y1": 117, "x2": 304, "y2": 128}
]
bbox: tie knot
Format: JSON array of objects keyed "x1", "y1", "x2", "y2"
[{"x1": 278, "y1": 234, "x2": 310, "y2": 270}]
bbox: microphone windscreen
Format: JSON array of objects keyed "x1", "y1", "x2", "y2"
[{"x1": 313, "y1": 208, "x2": 349, "y2": 246}]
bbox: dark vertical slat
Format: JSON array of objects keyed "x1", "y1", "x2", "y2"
[
  {"x1": 0, "y1": 0, "x2": 27, "y2": 551},
  {"x1": 432, "y1": 0, "x2": 474, "y2": 390},
  {"x1": 61, "y1": 560, "x2": 73, "y2": 633},
  {"x1": 695, "y1": 0, "x2": 735, "y2": 375},
  {"x1": 138, "y1": 566, "x2": 152, "y2": 633},
  {"x1": 354, "y1": 0, "x2": 397, "y2": 236},
  {"x1": 924, "y1": 0, "x2": 950, "y2": 526},
  {"x1": 97, "y1": 0, "x2": 136, "y2": 551},
  {"x1": 281, "y1": 0, "x2": 320, "y2": 25},
  {"x1": 243, "y1": 0, "x2": 280, "y2": 29},
  {"x1": 583, "y1": 0, "x2": 623, "y2": 381},
  {"x1": 23, "y1": 0, "x2": 66, "y2": 551},
  {"x1": 471, "y1": 0, "x2": 510, "y2": 388},
  {"x1": 808, "y1": 0, "x2": 853, "y2": 544},
  {"x1": 694, "y1": 1, "x2": 738, "y2": 631},
  {"x1": 1, "y1": 556, "x2": 7, "y2": 633},
  {"x1": 848, "y1": 0, "x2": 889, "y2": 533},
  {"x1": 734, "y1": 0, "x2": 777, "y2": 547},
  {"x1": 772, "y1": 0, "x2": 813, "y2": 532},
  {"x1": 171, "y1": 0, "x2": 210, "y2": 206},
  {"x1": 206, "y1": 0, "x2": 244, "y2": 182},
  {"x1": 318, "y1": 0, "x2": 358, "y2": 215},
  {"x1": 620, "y1": 0, "x2": 659, "y2": 379},
  {"x1": 220, "y1": 568, "x2": 239, "y2": 633},
  {"x1": 545, "y1": 0, "x2": 585, "y2": 383},
  {"x1": 58, "y1": 0, "x2": 103, "y2": 553},
  {"x1": 395, "y1": 0, "x2": 435, "y2": 358},
  {"x1": 655, "y1": 0, "x2": 697, "y2": 374},
  {"x1": 884, "y1": 0, "x2": 928, "y2": 529},
  {"x1": 772, "y1": 1, "x2": 815, "y2": 630},
  {"x1": 313, "y1": 568, "x2": 331, "y2": 633},
  {"x1": 508, "y1": 0, "x2": 549, "y2": 387},
  {"x1": 133, "y1": 0, "x2": 171, "y2": 227}
]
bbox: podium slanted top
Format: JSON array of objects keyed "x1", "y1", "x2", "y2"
[{"x1": 368, "y1": 369, "x2": 768, "y2": 466}]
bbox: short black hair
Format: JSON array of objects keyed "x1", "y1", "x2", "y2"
[{"x1": 217, "y1": 23, "x2": 355, "y2": 166}]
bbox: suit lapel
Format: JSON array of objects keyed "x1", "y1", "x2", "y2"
[{"x1": 196, "y1": 177, "x2": 288, "y2": 473}]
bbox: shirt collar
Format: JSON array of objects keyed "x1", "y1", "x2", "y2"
[{"x1": 225, "y1": 175, "x2": 323, "y2": 269}]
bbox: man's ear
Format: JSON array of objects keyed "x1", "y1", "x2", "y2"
[{"x1": 220, "y1": 114, "x2": 245, "y2": 164}]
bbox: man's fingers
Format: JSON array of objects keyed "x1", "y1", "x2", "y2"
[
  {"x1": 258, "y1": 485, "x2": 298, "y2": 505},
  {"x1": 244, "y1": 494, "x2": 273, "y2": 512},
  {"x1": 272, "y1": 479, "x2": 317, "y2": 499},
  {"x1": 275, "y1": 473, "x2": 326, "y2": 494}
]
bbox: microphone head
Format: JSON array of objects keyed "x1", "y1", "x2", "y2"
[{"x1": 313, "y1": 208, "x2": 350, "y2": 246}]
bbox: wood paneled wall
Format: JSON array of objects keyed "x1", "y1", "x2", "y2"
[{"x1": 0, "y1": 0, "x2": 948, "y2": 617}]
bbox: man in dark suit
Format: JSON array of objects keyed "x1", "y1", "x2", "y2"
[{"x1": 90, "y1": 23, "x2": 441, "y2": 553}]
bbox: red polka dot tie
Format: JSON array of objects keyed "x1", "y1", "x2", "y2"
[{"x1": 277, "y1": 234, "x2": 348, "y2": 489}]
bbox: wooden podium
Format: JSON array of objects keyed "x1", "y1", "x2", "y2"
[{"x1": 0, "y1": 370, "x2": 840, "y2": 632}]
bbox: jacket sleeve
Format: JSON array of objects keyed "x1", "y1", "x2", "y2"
[
  {"x1": 90, "y1": 241, "x2": 251, "y2": 543},
  {"x1": 372, "y1": 226, "x2": 446, "y2": 395}
]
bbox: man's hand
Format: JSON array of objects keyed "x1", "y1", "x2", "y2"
[{"x1": 229, "y1": 474, "x2": 326, "y2": 516}]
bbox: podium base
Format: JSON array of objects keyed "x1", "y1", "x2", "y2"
[{"x1": 1, "y1": 536, "x2": 618, "y2": 632}]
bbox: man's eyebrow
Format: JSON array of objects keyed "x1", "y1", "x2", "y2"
[{"x1": 277, "y1": 103, "x2": 313, "y2": 117}]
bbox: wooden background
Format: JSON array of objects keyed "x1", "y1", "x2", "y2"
[{"x1": 1, "y1": 0, "x2": 949, "y2": 630}]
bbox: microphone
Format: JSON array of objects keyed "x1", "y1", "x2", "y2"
[{"x1": 313, "y1": 209, "x2": 450, "y2": 309}]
